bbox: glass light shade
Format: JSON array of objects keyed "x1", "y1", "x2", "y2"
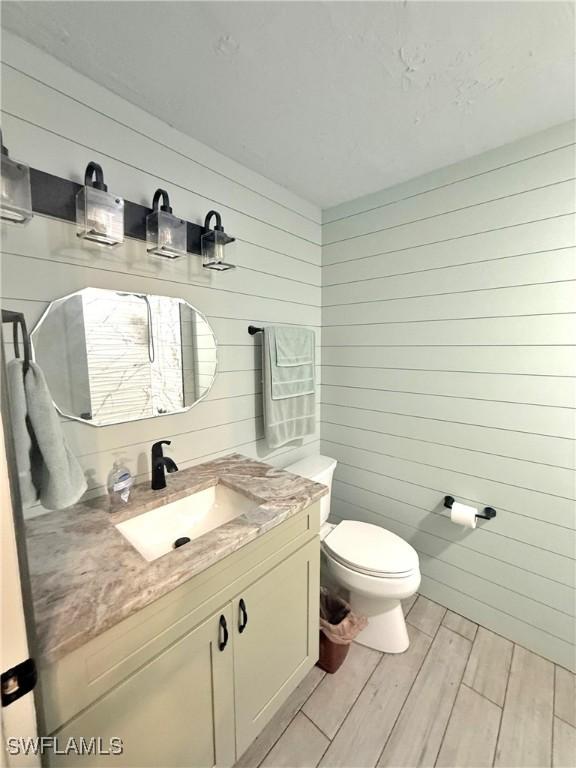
[
  {"x1": 201, "y1": 229, "x2": 236, "y2": 271},
  {"x1": 76, "y1": 186, "x2": 124, "y2": 246},
  {"x1": 146, "y1": 209, "x2": 187, "y2": 258},
  {"x1": 0, "y1": 155, "x2": 33, "y2": 224}
]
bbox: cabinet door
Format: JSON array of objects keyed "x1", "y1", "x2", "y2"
[
  {"x1": 233, "y1": 539, "x2": 320, "y2": 756},
  {"x1": 49, "y1": 605, "x2": 235, "y2": 768}
]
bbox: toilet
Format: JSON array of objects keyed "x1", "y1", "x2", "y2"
[{"x1": 285, "y1": 455, "x2": 421, "y2": 654}]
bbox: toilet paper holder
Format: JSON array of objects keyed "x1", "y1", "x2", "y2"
[{"x1": 443, "y1": 496, "x2": 497, "y2": 520}]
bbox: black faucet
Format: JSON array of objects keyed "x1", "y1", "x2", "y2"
[{"x1": 151, "y1": 440, "x2": 179, "y2": 490}]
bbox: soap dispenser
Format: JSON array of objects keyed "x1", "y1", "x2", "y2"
[{"x1": 107, "y1": 458, "x2": 134, "y2": 512}]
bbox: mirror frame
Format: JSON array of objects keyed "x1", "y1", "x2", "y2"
[{"x1": 30, "y1": 288, "x2": 219, "y2": 427}]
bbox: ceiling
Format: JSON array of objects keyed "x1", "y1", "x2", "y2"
[{"x1": 2, "y1": 1, "x2": 574, "y2": 209}]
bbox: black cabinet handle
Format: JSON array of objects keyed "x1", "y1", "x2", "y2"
[
  {"x1": 238, "y1": 599, "x2": 248, "y2": 634},
  {"x1": 218, "y1": 615, "x2": 229, "y2": 651}
]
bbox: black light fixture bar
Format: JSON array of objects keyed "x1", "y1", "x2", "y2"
[{"x1": 29, "y1": 168, "x2": 206, "y2": 255}]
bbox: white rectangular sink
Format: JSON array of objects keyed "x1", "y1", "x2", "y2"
[{"x1": 115, "y1": 484, "x2": 259, "y2": 562}]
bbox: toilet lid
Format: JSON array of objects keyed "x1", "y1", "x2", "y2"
[{"x1": 324, "y1": 520, "x2": 419, "y2": 576}]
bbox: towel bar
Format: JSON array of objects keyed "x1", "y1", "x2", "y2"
[{"x1": 248, "y1": 325, "x2": 263, "y2": 335}]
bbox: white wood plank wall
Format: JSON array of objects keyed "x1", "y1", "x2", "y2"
[
  {"x1": 321, "y1": 122, "x2": 576, "y2": 670},
  {"x1": 0, "y1": 32, "x2": 322, "y2": 514},
  {"x1": 1, "y1": 31, "x2": 574, "y2": 670}
]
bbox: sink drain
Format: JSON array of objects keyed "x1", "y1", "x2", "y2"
[{"x1": 173, "y1": 537, "x2": 191, "y2": 549}]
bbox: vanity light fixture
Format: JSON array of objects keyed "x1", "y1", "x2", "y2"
[
  {"x1": 201, "y1": 210, "x2": 236, "y2": 271},
  {"x1": 0, "y1": 129, "x2": 33, "y2": 225},
  {"x1": 146, "y1": 189, "x2": 187, "y2": 259},
  {"x1": 76, "y1": 162, "x2": 124, "y2": 246}
]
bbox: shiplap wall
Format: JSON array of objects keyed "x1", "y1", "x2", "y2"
[
  {"x1": 0, "y1": 31, "x2": 322, "y2": 514},
  {"x1": 2, "y1": 32, "x2": 574, "y2": 670},
  {"x1": 321, "y1": 122, "x2": 576, "y2": 670}
]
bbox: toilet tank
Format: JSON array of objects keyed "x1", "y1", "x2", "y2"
[{"x1": 284, "y1": 455, "x2": 337, "y2": 525}]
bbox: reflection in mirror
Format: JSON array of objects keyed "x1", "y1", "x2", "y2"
[{"x1": 31, "y1": 288, "x2": 217, "y2": 426}]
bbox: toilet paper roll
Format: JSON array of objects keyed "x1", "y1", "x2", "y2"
[{"x1": 450, "y1": 501, "x2": 477, "y2": 529}]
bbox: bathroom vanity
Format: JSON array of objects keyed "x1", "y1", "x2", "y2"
[{"x1": 24, "y1": 454, "x2": 327, "y2": 767}]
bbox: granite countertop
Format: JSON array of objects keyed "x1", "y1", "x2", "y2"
[{"x1": 24, "y1": 453, "x2": 327, "y2": 664}]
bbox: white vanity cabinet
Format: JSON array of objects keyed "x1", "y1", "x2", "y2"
[
  {"x1": 41, "y1": 504, "x2": 320, "y2": 767},
  {"x1": 233, "y1": 541, "x2": 317, "y2": 756},
  {"x1": 48, "y1": 606, "x2": 236, "y2": 768}
]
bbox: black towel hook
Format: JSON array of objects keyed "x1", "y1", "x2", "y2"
[{"x1": 1, "y1": 310, "x2": 30, "y2": 374}]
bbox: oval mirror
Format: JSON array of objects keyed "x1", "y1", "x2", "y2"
[{"x1": 31, "y1": 287, "x2": 217, "y2": 426}]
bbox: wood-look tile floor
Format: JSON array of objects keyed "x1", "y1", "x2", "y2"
[{"x1": 236, "y1": 596, "x2": 576, "y2": 768}]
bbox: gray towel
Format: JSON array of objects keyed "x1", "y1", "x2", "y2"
[
  {"x1": 6, "y1": 359, "x2": 37, "y2": 507},
  {"x1": 7, "y1": 359, "x2": 87, "y2": 510},
  {"x1": 262, "y1": 326, "x2": 316, "y2": 449},
  {"x1": 268, "y1": 326, "x2": 315, "y2": 400},
  {"x1": 274, "y1": 325, "x2": 314, "y2": 367}
]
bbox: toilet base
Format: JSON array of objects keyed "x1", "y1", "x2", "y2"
[{"x1": 349, "y1": 595, "x2": 409, "y2": 654}]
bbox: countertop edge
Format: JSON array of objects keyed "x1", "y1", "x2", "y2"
[{"x1": 26, "y1": 454, "x2": 328, "y2": 665}]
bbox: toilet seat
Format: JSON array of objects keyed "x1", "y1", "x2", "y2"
[
  {"x1": 323, "y1": 520, "x2": 419, "y2": 579},
  {"x1": 325, "y1": 548, "x2": 419, "y2": 579}
]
